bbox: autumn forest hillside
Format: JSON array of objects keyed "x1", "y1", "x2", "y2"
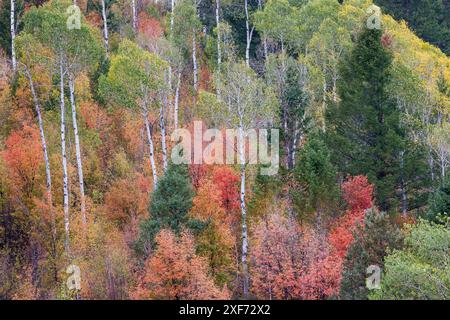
[{"x1": 0, "y1": 0, "x2": 449, "y2": 300}]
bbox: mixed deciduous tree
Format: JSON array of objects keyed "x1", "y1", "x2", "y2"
[
  {"x1": 133, "y1": 229, "x2": 230, "y2": 299},
  {"x1": 99, "y1": 39, "x2": 168, "y2": 188},
  {"x1": 370, "y1": 220, "x2": 450, "y2": 300},
  {"x1": 329, "y1": 175, "x2": 374, "y2": 259},
  {"x1": 339, "y1": 208, "x2": 403, "y2": 300},
  {"x1": 212, "y1": 60, "x2": 278, "y2": 297}
]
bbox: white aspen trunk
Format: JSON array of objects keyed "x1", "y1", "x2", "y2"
[
  {"x1": 25, "y1": 68, "x2": 54, "y2": 237},
  {"x1": 10, "y1": 0, "x2": 16, "y2": 73},
  {"x1": 131, "y1": 0, "x2": 137, "y2": 32},
  {"x1": 322, "y1": 73, "x2": 327, "y2": 130},
  {"x1": 238, "y1": 125, "x2": 249, "y2": 298},
  {"x1": 101, "y1": 0, "x2": 109, "y2": 57},
  {"x1": 174, "y1": 70, "x2": 181, "y2": 129},
  {"x1": 428, "y1": 147, "x2": 435, "y2": 183},
  {"x1": 216, "y1": 0, "x2": 221, "y2": 67},
  {"x1": 257, "y1": 0, "x2": 268, "y2": 60},
  {"x1": 263, "y1": 35, "x2": 268, "y2": 60},
  {"x1": 170, "y1": 0, "x2": 175, "y2": 36},
  {"x1": 440, "y1": 150, "x2": 446, "y2": 181},
  {"x1": 167, "y1": 66, "x2": 173, "y2": 128},
  {"x1": 160, "y1": 93, "x2": 168, "y2": 173},
  {"x1": 291, "y1": 120, "x2": 300, "y2": 168},
  {"x1": 244, "y1": 0, "x2": 253, "y2": 68},
  {"x1": 60, "y1": 64, "x2": 70, "y2": 254},
  {"x1": 192, "y1": 31, "x2": 198, "y2": 91},
  {"x1": 143, "y1": 108, "x2": 158, "y2": 188},
  {"x1": 69, "y1": 76, "x2": 86, "y2": 225}
]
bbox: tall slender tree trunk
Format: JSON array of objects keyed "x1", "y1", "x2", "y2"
[
  {"x1": 60, "y1": 64, "x2": 70, "y2": 254},
  {"x1": 428, "y1": 147, "x2": 435, "y2": 184},
  {"x1": 174, "y1": 70, "x2": 181, "y2": 129},
  {"x1": 257, "y1": 0, "x2": 268, "y2": 60},
  {"x1": 25, "y1": 68, "x2": 55, "y2": 236},
  {"x1": 143, "y1": 108, "x2": 158, "y2": 188},
  {"x1": 101, "y1": 0, "x2": 109, "y2": 57},
  {"x1": 216, "y1": 0, "x2": 221, "y2": 67},
  {"x1": 439, "y1": 151, "x2": 446, "y2": 182},
  {"x1": 192, "y1": 31, "x2": 198, "y2": 91},
  {"x1": 10, "y1": 0, "x2": 16, "y2": 73},
  {"x1": 238, "y1": 125, "x2": 249, "y2": 298},
  {"x1": 322, "y1": 73, "x2": 327, "y2": 130},
  {"x1": 160, "y1": 90, "x2": 168, "y2": 173},
  {"x1": 290, "y1": 120, "x2": 301, "y2": 169},
  {"x1": 244, "y1": 0, "x2": 254, "y2": 68},
  {"x1": 131, "y1": 0, "x2": 137, "y2": 32},
  {"x1": 68, "y1": 76, "x2": 86, "y2": 225},
  {"x1": 170, "y1": 0, "x2": 175, "y2": 35}
]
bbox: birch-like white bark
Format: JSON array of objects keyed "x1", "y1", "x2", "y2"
[
  {"x1": 101, "y1": 0, "x2": 109, "y2": 57},
  {"x1": 439, "y1": 147, "x2": 447, "y2": 181},
  {"x1": 25, "y1": 68, "x2": 55, "y2": 237},
  {"x1": 160, "y1": 88, "x2": 168, "y2": 172},
  {"x1": 10, "y1": 0, "x2": 16, "y2": 73},
  {"x1": 257, "y1": 0, "x2": 268, "y2": 60},
  {"x1": 170, "y1": 0, "x2": 175, "y2": 35},
  {"x1": 238, "y1": 124, "x2": 249, "y2": 298},
  {"x1": 216, "y1": 0, "x2": 221, "y2": 67},
  {"x1": 192, "y1": 31, "x2": 198, "y2": 91},
  {"x1": 143, "y1": 108, "x2": 158, "y2": 188},
  {"x1": 131, "y1": 0, "x2": 137, "y2": 32},
  {"x1": 428, "y1": 149, "x2": 435, "y2": 183},
  {"x1": 244, "y1": 0, "x2": 254, "y2": 68},
  {"x1": 60, "y1": 64, "x2": 70, "y2": 253},
  {"x1": 69, "y1": 76, "x2": 86, "y2": 225}
]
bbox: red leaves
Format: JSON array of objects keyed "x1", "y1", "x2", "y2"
[
  {"x1": 190, "y1": 165, "x2": 240, "y2": 224},
  {"x1": 1, "y1": 125, "x2": 43, "y2": 198},
  {"x1": 342, "y1": 175, "x2": 374, "y2": 211},
  {"x1": 330, "y1": 175, "x2": 375, "y2": 258},
  {"x1": 250, "y1": 176, "x2": 376, "y2": 300},
  {"x1": 212, "y1": 166, "x2": 240, "y2": 215},
  {"x1": 300, "y1": 251, "x2": 343, "y2": 299},
  {"x1": 250, "y1": 213, "x2": 304, "y2": 299},
  {"x1": 250, "y1": 213, "x2": 343, "y2": 299}
]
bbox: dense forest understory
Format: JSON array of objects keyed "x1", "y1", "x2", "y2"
[{"x1": 0, "y1": 0, "x2": 449, "y2": 300}]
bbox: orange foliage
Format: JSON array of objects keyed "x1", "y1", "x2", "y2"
[
  {"x1": 71, "y1": 217, "x2": 133, "y2": 300},
  {"x1": 211, "y1": 166, "x2": 240, "y2": 216},
  {"x1": 104, "y1": 173, "x2": 151, "y2": 237},
  {"x1": 85, "y1": 11, "x2": 102, "y2": 29},
  {"x1": 138, "y1": 13, "x2": 163, "y2": 39},
  {"x1": 1, "y1": 125, "x2": 43, "y2": 199},
  {"x1": 190, "y1": 177, "x2": 236, "y2": 282},
  {"x1": 191, "y1": 179, "x2": 226, "y2": 222},
  {"x1": 79, "y1": 100, "x2": 111, "y2": 131},
  {"x1": 133, "y1": 229, "x2": 230, "y2": 300}
]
